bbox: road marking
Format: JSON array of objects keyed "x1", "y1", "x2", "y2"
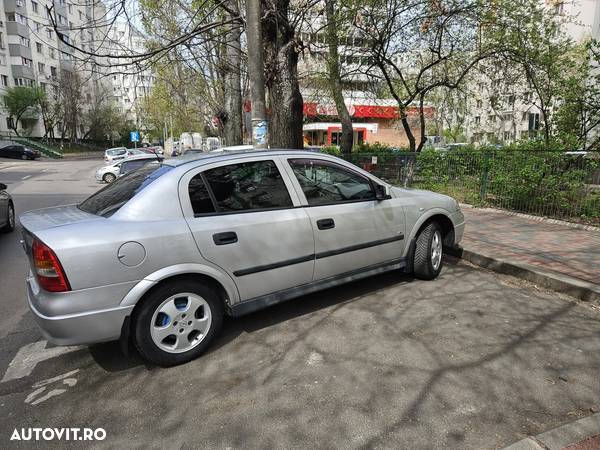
[
  {"x1": 25, "y1": 370, "x2": 79, "y2": 406},
  {"x1": 21, "y1": 175, "x2": 31, "y2": 180},
  {"x1": 1, "y1": 340, "x2": 83, "y2": 383}
]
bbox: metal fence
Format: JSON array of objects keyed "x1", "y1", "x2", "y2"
[{"x1": 342, "y1": 150, "x2": 600, "y2": 226}]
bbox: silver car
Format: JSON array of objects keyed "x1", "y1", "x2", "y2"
[{"x1": 20, "y1": 150, "x2": 464, "y2": 366}]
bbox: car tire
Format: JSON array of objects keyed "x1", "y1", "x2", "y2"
[
  {"x1": 2, "y1": 202, "x2": 15, "y2": 233},
  {"x1": 21, "y1": 154, "x2": 27, "y2": 160},
  {"x1": 103, "y1": 173, "x2": 116, "y2": 183},
  {"x1": 412, "y1": 221, "x2": 443, "y2": 280},
  {"x1": 132, "y1": 279, "x2": 224, "y2": 366}
]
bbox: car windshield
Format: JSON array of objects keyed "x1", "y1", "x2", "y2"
[{"x1": 79, "y1": 163, "x2": 172, "y2": 217}]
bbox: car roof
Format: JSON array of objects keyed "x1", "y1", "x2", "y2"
[
  {"x1": 164, "y1": 148, "x2": 322, "y2": 168},
  {"x1": 118, "y1": 154, "x2": 163, "y2": 163}
]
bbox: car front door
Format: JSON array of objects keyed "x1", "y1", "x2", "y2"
[
  {"x1": 285, "y1": 158, "x2": 406, "y2": 281},
  {"x1": 181, "y1": 157, "x2": 315, "y2": 301}
]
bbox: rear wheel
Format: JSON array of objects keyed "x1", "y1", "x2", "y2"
[
  {"x1": 413, "y1": 221, "x2": 443, "y2": 280},
  {"x1": 133, "y1": 279, "x2": 223, "y2": 366},
  {"x1": 2, "y1": 202, "x2": 15, "y2": 233},
  {"x1": 103, "y1": 173, "x2": 116, "y2": 183}
]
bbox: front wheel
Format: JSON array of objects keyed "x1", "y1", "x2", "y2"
[
  {"x1": 413, "y1": 222, "x2": 443, "y2": 280},
  {"x1": 103, "y1": 173, "x2": 116, "y2": 183},
  {"x1": 133, "y1": 279, "x2": 223, "y2": 366}
]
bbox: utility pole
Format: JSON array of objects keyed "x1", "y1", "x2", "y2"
[{"x1": 246, "y1": 0, "x2": 268, "y2": 148}]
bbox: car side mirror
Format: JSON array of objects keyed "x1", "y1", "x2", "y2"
[
  {"x1": 0, "y1": 183, "x2": 6, "y2": 190},
  {"x1": 375, "y1": 184, "x2": 391, "y2": 201}
]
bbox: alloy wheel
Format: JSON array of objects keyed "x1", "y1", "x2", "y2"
[
  {"x1": 431, "y1": 230, "x2": 442, "y2": 271},
  {"x1": 150, "y1": 293, "x2": 212, "y2": 354}
]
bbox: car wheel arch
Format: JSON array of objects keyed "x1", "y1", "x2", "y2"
[
  {"x1": 406, "y1": 210, "x2": 456, "y2": 250},
  {"x1": 120, "y1": 265, "x2": 239, "y2": 311}
]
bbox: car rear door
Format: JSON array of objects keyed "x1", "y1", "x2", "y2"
[
  {"x1": 180, "y1": 156, "x2": 315, "y2": 301},
  {"x1": 284, "y1": 158, "x2": 406, "y2": 281}
]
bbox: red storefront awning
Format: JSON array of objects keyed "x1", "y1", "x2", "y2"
[{"x1": 303, "y1": 102, "x2": 434, "y2": 119}]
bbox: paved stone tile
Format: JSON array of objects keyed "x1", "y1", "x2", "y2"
[{"x1": 462, "y1": 207, "x2": 600, "y2": 285}]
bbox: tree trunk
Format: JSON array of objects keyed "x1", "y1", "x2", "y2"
[
  {"x1": 247, "y1": 0, "x2": 268, "y2": 147},
  {"x1": 223, "y1": 6, "x2": 243, "y2": 146},
  {"x1": 325, "y1": 0, "x2": 353, "y2": 156},
  {"x1": 416, "y1": 93, "x2": 427, "y2": 152},
  {"x1": 262, "y1": 0, "x2": 303, "y2": 149},
  {"x1": 399, "y1": 109, "x2": 416, "y2": 152}
]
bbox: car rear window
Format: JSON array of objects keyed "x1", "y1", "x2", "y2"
[{"x1": 79, "y1": 163, "x2": 172, "y2": 217}]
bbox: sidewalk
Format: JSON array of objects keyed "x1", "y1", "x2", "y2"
[{"x1": 455, "y1": 206, "x2": 600, "y2": 302}]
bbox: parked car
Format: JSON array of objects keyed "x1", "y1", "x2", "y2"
[
  {"x1": 20, "y1": 150, "x2": 464, "y2": 366},
  {"x1": 0, "y1": 182, "x2": 15, "y2": 233},
  {"x1": 96, "y1": 154, "x2": 164, "y2": 183},
  {"x1": 0, "y1": 144, "x2": 41, "y2": 160},
  {"x1": 140, "y1": 146, "x2": 164, "y2": 156},
  {"x1": 104, "y1": 147, "x2": 128, "y2": 163}
]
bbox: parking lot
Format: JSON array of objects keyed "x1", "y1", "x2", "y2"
[{"x1": 1, "y1": 157, "x2": 599, "y2": 449}]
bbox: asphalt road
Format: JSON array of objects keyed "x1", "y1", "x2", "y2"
[{"x1": 1, "y1": 158, "x2": 599, "y2": 449}]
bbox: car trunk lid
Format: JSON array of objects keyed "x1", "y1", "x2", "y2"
[{"x1": 19, "y1": 204, "x2": 99, "y2": 234}]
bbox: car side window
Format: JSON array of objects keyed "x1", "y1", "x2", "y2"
[
  {"x1": 122, "y1": 160, "x2": 148, "y2": 174},
  {"x1": 188, "y1": 174, "x2": 216, "y2": 215},
  {"x1": 289, "y1": 159, "x2": 375, "y2": 206},
  {"x1": 203, "y1": 160, "x2": 293, "y2": 212}
]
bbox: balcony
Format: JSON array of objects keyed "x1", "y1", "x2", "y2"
[
  {"x1": 11, "y1": 64, "x2": 34, "y2": 79},
  {"x1": 8, "y1": 43, "x2": 31, "y2": 59}
]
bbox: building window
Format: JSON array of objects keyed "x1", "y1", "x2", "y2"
[
  {"x1": 46, "y1": 28, "x2": 52, "y2": 39},
  {"x1": 7, "y1": 117, "x2": 14, "y2": 129},
  {"x1": 36, "y1": 41, "x2": 42, "y2": 53},
  {"x1": 0, "y1": 32, "x2": 4, "y2": 50},
  {"x1": 1, "y1": 75, "x2": 8, "y2": 87},
  {"x1": 20, "y1": 36, "x2": 30, "y2": 47},
  {"x1": 58, "y1": 15, "x2": 66, "y2": 25},
  {"x1": 37, "y1": 62, "x2": 45, "y2": 73},
  {"x1": 50, "y1": 66, "x2": 57, "y2": 77},
  {"x1": 5, "y1": 13, "x2": 15, "y2": 22},
  {"x1": 31, "y1": 1, "x2": 38, "y2": 12},
  {"x1": 40, "y1": 82, "x2": 46, "y2": 92},
  {"x1": 503, "y1": 131, "x2": 512, "y2": 142},
  {"x1": 476, "y1": 100, "x2": 482, "y2": 108},
  {"x1": 21, "y1": 57, "x2": 32, "y2": 67},
  {"x1": 68, "y1": 3, "x2": 72, "y2": 13},
  {"x1": 474, "y1": 116, "x2": 480, "y2": 125},
  {"x1": 35, "y1": 21, "x2": 42, "y2": 32},
  {"x1": 49, "y1": 48, "x2": 55, "y2": 58},
  {"x1": 528, "y1": 113, "x2": 540, "y2": 132}
]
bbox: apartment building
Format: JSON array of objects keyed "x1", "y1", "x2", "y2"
[
  {"x1": 465, "y1": 0, "x2": 600, "y2": 146},
  {"x1": 0, "y1": 0, "x2": 112, "y2": 137},
  {"x1": 297, "y1": 7, "x2": 427, "y2": 148},
  {"x1": 107, "y1": 21, "x2": 154, "y2": 129}
]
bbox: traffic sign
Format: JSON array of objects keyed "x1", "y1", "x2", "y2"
[{"x1": 130, "y1": 131, "x2": 140, "y2": 142}]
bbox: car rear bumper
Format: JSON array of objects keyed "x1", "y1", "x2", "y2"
[{"x1": 26, "y1": 275, "x2": 133, "y2": 346}]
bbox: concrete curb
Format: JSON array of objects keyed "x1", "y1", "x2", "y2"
[
  {"x1": 447, "y1": 246, "x2": 600, "y2": 303},
  {"x1": 459, "y1": 204, "x2": 600, "y2": 233},
  {"x1": 503, "y1": 412, "x2": 600, "y2": 450}
]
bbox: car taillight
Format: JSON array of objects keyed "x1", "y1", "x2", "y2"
[{"x1": 32, "y1": 239, "x2": 71, "y2": 292}]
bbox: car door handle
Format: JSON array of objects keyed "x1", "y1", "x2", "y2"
[
  {"x1": 213, "y1": 231, "x2": 238, "y2": 245},
  {"x1": 317, "y1": 218, "x2": 335, "y2": 230}
]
